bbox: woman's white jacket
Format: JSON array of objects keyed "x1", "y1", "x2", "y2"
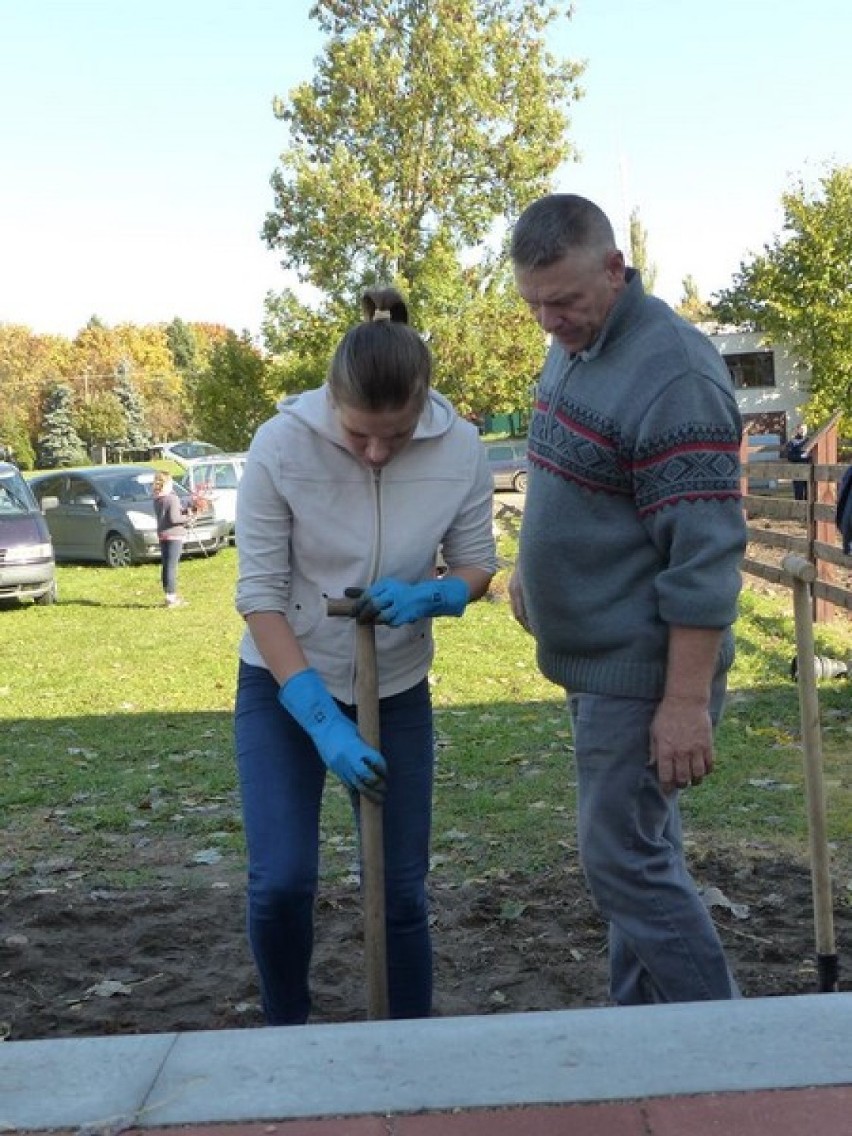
[{"x1": 235, "y1": 385, "x2": 497, "y2": 703}]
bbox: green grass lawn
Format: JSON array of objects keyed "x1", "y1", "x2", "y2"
[{"x1": 1, "y1": 534, "x2": 850, "y2": 889}]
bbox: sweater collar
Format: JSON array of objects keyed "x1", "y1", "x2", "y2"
[{"x1": 571, "y1": 268, "x2": 645, "y2": 363}]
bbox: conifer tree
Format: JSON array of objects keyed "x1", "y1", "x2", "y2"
[
  {"x1": 36, "y1": 385, "x2": 88, "y2": 468},
  {"x1": 113, "y1": 362, "x2": 151, "y2": 449}
]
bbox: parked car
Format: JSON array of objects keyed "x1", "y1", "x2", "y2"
[
  {"x1": 177, "y1": 453, "x2": 246, "y2": 540},
  {"x1": 29, "y1": 465, "x2": 229, "y2": 568},
  {"x1": 0, "y1": 461, "x2": 56, "y2": 604},
  {"x1": 485, "y1": 440, "x2": 528, "y2": 492},
  {"x1": 153, "y1": 440, "x2": 225, "y2": 468}
]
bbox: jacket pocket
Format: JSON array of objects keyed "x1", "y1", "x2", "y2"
[{"x1": 287, "y1": 580, "x2": 326, "y2": 638}]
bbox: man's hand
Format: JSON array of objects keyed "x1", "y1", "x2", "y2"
[
  {"x1": 649, "y1": 695, "x2": 714, "y2": 794},
  {"x1": 508, "y1": 569, "x2": 531, "y2": 632}
]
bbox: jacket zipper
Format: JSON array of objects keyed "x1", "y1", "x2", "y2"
[
  {"x1": 368, "y1": 467, "x2": 383, "y2": 584},
  {"x1": 347, "y1": 467, "x2": 383, "y2": 703},
  {"x1": 543, "y1": 351, "x2": 580, "y2": 438}
]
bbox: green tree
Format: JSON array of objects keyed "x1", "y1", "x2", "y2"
[
  {"x1": 629, "y1": 207, "x2": 656, "y2": 294},
  {"x1": 165, "y1": 317, "x2": 200, "y2": 374},
  {"x1": 74, "y1": 392, "x2": 126, "y2": 450},
  {"x1": 0, "y1": 324, "x2": 75, "y2": 448},
  {"x1": 113, "y1": 364, "x2": 151, "y2": 449},
  {"x1": 712, "y1": 165, "x2": 852, "y2": 432},
  {"x1": 676, "y1": 275, "x2": 712, "y2": 324},
  {"x1": 36, "y1": 385, "x2": 88, "y2": 468},
  {"x1": 0, "y1": 409, "x2": 36, "y2": 469},
  {"x1": 263, "y1": 290, "x2": 349, "y2": 397},
  {"x1": 414, "y1": 237, "x2": 545, "y2": 416},
  {"x1": 262, "y1": 0, "x2": 582, "y2": 420},
  {"x1": 192, "y1": 333, "x2": 277, "y2": 451}
]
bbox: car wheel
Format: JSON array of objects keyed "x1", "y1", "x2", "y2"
[
  {"x1": 513, "y1": 470, "x2": 528, "y2": 493},
  {"x1": 105, "y1": 533, "x2": 133, "y2": 568},
  {"x1": 34, "y1": 580, "x2": 58, "y2": 605}
]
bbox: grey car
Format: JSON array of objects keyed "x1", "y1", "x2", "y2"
[
  {"x1": 154, "y1": 440, "x2": 224, "y2": 468},
  {"x1": 29, "y1": 465, "x2": 229, "y2": 568},
  {"x1": 485, "y1": 441, "x2": 528, "y2": 492}
]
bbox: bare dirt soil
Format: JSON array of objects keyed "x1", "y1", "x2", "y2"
[
  {"x1": 3, "y1": 500, "x2": 848, "y2": 1040},
  {"x1": 2, "y1": 843, "x2": 849, "y2": 1040}
]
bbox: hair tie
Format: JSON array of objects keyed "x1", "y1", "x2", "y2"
[{"x1": 372, "y1": 308, "x2": 392, "y2": 322}]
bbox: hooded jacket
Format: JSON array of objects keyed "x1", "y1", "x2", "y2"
[{"x1": 235, "y1": 385, "x2": 497, "y2": 703}]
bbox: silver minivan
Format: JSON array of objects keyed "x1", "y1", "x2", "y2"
[
  {"x1": 178, "y1": 453, "x2": 246, "y2": 540},
  {"x1": 0, "y1": 462, "x2": 57, "y2": 605}
]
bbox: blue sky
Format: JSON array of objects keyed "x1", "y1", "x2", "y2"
[{"x1": 1, "y1": 0, "x2": 849, "y2": 339}]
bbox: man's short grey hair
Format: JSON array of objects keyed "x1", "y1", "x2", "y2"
[{"x1": 510, "y1": 194, "x2": 617, "y2": 269}]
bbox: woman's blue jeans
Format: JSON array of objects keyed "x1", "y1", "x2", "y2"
[
  {"x1": 235, "y1": 660, "x2": 434, "y2": 1025},
  {"x1": 159, "y1": 538, "x2": 182, "y2": 595}
]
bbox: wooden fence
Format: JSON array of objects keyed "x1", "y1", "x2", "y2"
[{"x1": 740, "y1": 417, "x2": 850, "y2": 623}]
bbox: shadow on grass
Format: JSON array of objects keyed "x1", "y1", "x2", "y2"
[{"x1": 3, "y1": 677, "x2": 848, "y2": 875}]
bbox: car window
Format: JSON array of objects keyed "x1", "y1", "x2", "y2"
[
  {"x1": 100, "y1": 472, "x2": 155, "y2": 501},
  {"x1": 188, "y1": 463, "x2": 212, "y2": 489},
  {"x1": 0, "y1": 470, "x2": 38, "y2": 514},
  {"x1": 67, "y1": 476, "x2": 97, "y2": 504},
  {"x1": 173, "y1": 442, "x2": 222, "y2": 460},
  {"x1": 486, "y1": 446, "x2": 513, "y2": 462},
  {"x1": 211, "y1": 462, "x2": 239, "y2": 489},
  {"x1": 31, "y1": 475, "x2": 65, "y2": 502}
]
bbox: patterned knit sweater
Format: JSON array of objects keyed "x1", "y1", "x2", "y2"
[{"x1": 518, "y1": 270, "x2": 747, "y2": 699}]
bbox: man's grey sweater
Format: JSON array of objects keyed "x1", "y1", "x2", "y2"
[{"x1": 519, "y1": 270, "x2": 747, "y2": 699}]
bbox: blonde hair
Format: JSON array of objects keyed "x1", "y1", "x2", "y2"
[
  {"x1": 328, "y1": 287, "x2": 431, "y2": 412},
  {"x1": 153, "y1": 471, "x2": 172, "y2": 493}
]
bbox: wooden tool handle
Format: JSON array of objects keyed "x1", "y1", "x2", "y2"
[
  {"x1": 783, "y1": 554, "x2": 837, "y2": 982},
  {"x1": 326, "y1": 596, "x2": 390, "y2": 1018}
]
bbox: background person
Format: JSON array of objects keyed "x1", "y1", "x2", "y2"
[
  {"x1": 508, "y1": 193, "x2": 747, "y2": 1006},
  {"x1": 234, "y1": 287, "x2": 496, "y2": 1025},
  {"x1": 152, "y1": 470, "x2": 191, "y2": 607},
  {"x1": 785, "y1": 424, "x2": 811, "y2": 501}
]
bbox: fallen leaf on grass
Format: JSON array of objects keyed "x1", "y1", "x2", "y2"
[
  {"x1": 33, "y1": 857, "x2": 75, "y2": 874},
  {"x1": 85, "y1": 979, "x2": 133, "y2": 998},
  {"x1": 700, "y1": 885, "x2": 751, "y2": 920},
  {"x1": 499, "y1": 900, "x2": 528, "y2": 921},
  {"x1": 441, "y1": 829, "x2": 469, "y2": 842}
]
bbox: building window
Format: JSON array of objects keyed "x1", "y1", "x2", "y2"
[{"x1": 724, "y1": 352, "x2": 775, "y2": 389}]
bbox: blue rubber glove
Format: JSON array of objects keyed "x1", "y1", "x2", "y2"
[
  {"x1": 353, "y1": 576, "x2": 470, "y2": 626},
  {"x1": 277, "y1": 668, "x2": 387, "y2": 802}
]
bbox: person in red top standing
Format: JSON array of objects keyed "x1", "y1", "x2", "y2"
[{"x1": 153, "y1": 470, "x2": 191, "y2": 607}]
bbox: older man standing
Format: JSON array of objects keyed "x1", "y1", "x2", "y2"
[{"x1": 508, "y1": 193, "x2": 747, "y2": 1005}]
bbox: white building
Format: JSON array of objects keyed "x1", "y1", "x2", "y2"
[{"x1": 706, "y1": 327, "x2": 809, "y2": 442}]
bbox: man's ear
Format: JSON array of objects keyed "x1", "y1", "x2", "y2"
[{"x1": 605, "y1": 249, "x2": 626, "y2": 283}]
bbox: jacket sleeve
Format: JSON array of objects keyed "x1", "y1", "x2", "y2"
[
  {"x1": 234, "y1": 440, "x2": 294, "y2": 617},
  {"x1": 168, "y1": 495, "x2": 187, "y2": 526},
  {"x1": 634, "y1": 372, "x2": 747, "y2": 629}
]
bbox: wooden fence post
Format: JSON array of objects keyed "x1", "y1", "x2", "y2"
[{"x1": 808, "y1": 420, "x2": 839, "y2": 623}]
